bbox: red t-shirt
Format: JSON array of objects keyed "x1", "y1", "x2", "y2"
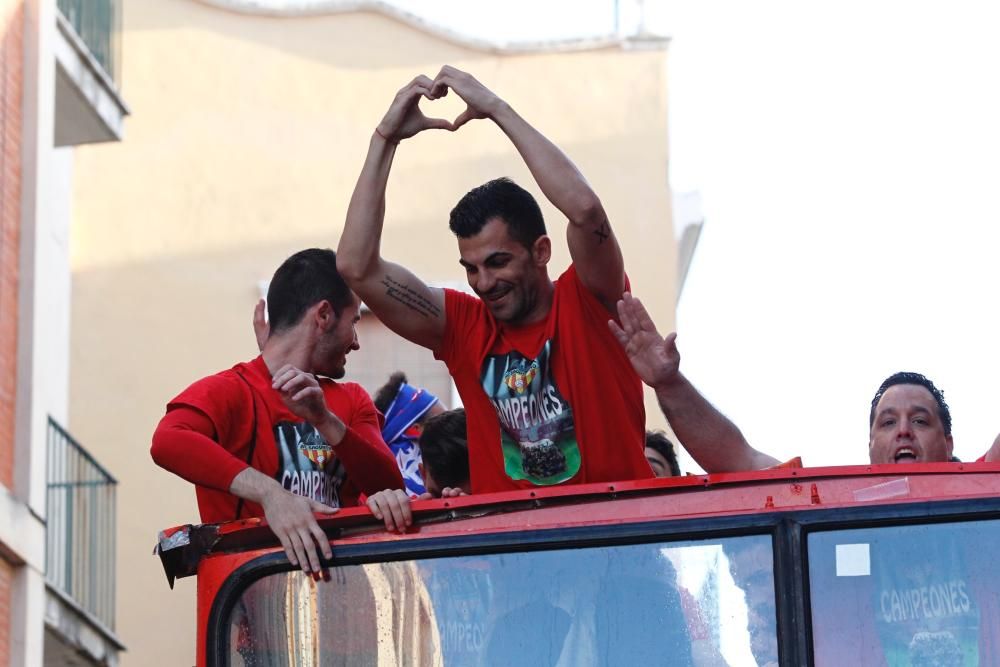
[
  {"x1": 152, "y1": 356, "x2": 402, "y2": 523},
  {"x1": 434, "y1": 265, "x2": 651, "y2": 493}
]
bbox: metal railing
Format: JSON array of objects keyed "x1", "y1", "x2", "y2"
[
  {"x1": 57, "y1": 0, "x2": 121, "y2": 84},
  {"x1": 46, "y1": 417, "x2": 118, "y2": 630}
]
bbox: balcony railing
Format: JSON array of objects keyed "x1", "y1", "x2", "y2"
[
  {"x1": 57, "y1": 0, "x2": 121, "y2": 84},
  {"x1": 45, "y1": 417, "x2": 117, "y2": 631}
]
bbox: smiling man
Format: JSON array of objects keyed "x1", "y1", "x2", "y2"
[
  {"x1": 151, "y1": 249, "x2": 403, "y2": 574},
  {"x1": 338, "y1": 67, "x2": 652, "y2": 493}
]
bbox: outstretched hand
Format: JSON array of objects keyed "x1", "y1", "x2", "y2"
[
  {"x1": 376, "y1": 75, "x2": 454, "y2": 143},
  {"x1": 608, "y1": 292, "x2": 680, "y2": 389}
]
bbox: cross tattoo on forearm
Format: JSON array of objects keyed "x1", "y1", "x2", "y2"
[{"x1": 593, "y1": 221, "x2": 610, "y2": 244}]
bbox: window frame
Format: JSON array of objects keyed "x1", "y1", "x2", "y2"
[{"x1": 206, "y1": 496, "x2": 1000, "y2": 666}]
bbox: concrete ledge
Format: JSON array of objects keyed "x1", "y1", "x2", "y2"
[
  {"x1": 44, "y1": 584, "x2": 125, "y2": 667},
  {"x1": 195, "y1": 0, "x2": 670, "y2": 53},
  {"x1": 0, "y1": 485, "x2": 46, "y2": 571},
  {"x1": 53, "y1": 12, "x2": 129, "y2": 147}
]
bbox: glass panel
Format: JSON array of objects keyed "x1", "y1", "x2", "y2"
[
  {"x1": 809, "y1": 520, "x2": 1000, "y2": 666},
  {"x1": 225, "y1": 535, "x2": 777, "y2": 666}
]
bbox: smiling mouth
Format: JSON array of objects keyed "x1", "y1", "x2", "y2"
[
  {"x1": 894, "y1": 447, "x2": 918, "y2": 463},
  {"x1": 485, "y1": 288, "x2": 511, "y2": 303}
]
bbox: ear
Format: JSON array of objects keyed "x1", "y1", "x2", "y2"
[
  {"x1": 532, "y1": 235, "x2": 552, "y2": 266},
  {"x1": 945, "y1": 434, "x2": 954, "y2": 459},
  {"x1": 314, "y1": 300, "x2": 336, "y2": 332}
]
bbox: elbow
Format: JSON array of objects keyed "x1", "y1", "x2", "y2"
[
  {"x1": 150, "y1": 419, "x2": 182, "y2": 472},
  {"x1": 150, "y1": 431, "x2": 169, "y2": 470},
  {"x1": 569, "y1": 194, "x2": 606, "y2": 228},
  {"x1": 335, "y1": 252, "x2": 370, "y2": 286}
]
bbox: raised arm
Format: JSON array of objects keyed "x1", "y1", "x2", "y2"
[
  {"x1": 609, "y1": 293, "x2": 779, "y2": 473},
  {"x1": 337, "y1": 76, "x2": 452, "y2": 351},
  {"x1": 431, "y1": 66, "x2": 625, "y2": 311},
  {"x1": 984, "y1": 433, "x2": 1000, "y2": 462}
]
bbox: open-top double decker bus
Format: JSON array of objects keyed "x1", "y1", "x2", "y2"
[{"x1": 158, "y1": 462, "x2": 1000, "y2": 666}]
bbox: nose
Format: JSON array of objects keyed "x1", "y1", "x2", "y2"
[
  {"x1": 350, "y1": 328, "x2": 360, "y2": 352},
  {"x1": 895, "y1": 419, "x2": 913, "y2": 438},
  {"x1": 475, "y1": 269, "x2": 498, "y2": 296}
]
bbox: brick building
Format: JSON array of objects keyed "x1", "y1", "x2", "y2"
[{"x1": 0, "y1": 1, "x2": 127, "y2": 664}]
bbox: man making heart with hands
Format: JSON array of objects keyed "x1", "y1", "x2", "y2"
[{"x1": 339, "y1": 66, "x2": 654, "y2": 493}]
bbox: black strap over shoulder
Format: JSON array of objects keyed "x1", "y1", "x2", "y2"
[{"x1": 232, "y1": 369, "x2": 259, "y2": 521}]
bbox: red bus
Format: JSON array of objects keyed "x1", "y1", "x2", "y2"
[{"x1": 158, "y1": 463, "x2": 1000, "y2": 666}]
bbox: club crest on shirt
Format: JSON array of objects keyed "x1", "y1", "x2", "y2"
[
  {"x1": 482, "y1": 341, "x2": 580, "y2": 485},
  {"x1": 503, "y1": 359, "x2": 539, "y2": 395},
  {"x1": 300, "y1": 444, "x2": 332, "y2": 468},
  {"x1": 274, "y1": 422, "x2": 344, "y2": 509}
]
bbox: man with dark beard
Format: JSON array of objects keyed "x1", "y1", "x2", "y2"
[
  {"x1": 152, "y1": 249, "x2": 402, "y2": 573},
  {"x1": 338, "y1": 67, "x2": 652, "y2": 493}
]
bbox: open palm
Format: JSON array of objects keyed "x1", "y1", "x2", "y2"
[{"x1": 609, "y1": 293, "x2": 679, "y2": 388}]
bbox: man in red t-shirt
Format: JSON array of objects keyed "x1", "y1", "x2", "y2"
[
  {"x1": 338, "y1": 66, "x2": 652, "y2": 493},
  {"x1": 151, "y1": 249, "x2": 403, "y2": 573}
]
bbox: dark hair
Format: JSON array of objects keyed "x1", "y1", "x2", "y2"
[
  {"x1": 373, "y1": 371, "x2": 408, "y2": 415},
  {"x1": 644, "y1": 430, "x2": 681, "y2": 477},
  {"x1": 449, "y1": 177, "x2": 546, "y2": 249},
  {"x1": 869, "y1": 371, "x2": 952, "y2": 437},
  {"x1": 267, "y1": 248, "x2": 353, "y2": 334},
  {"x1": 419, "y1": 408, "x2": 469, "y2": 489}
]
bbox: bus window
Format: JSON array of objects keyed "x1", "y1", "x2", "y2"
[
  {"x1": 223, "y1": 535, "x2": 777, "y2": 666},
  {"x1": 808, "y1": 520, "x2": 1000, "y2": 667}
]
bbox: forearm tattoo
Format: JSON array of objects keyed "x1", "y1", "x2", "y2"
[
  {"x1": 381, "y1": 275, "x2": 441, "y2": 318},
  {"x1": 593, "y1": 221, "x2": 610, "y2": 244}
]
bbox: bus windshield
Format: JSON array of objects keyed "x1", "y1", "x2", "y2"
[{"x1": 224, "y1": 534, "x2": 777, "y2": 666}]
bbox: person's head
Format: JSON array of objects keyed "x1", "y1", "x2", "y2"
[
  {"x1": 868, "y1": 371, "x2": 953, "y2": 464},
  {"x1": 449, "y1": 178, "x2": 552, "y2": 324},
  {"x1": 418, "y1": 408, "x2": 470, "y2": 497},
  {"x1": 373, "y1": 371, "x2": 409, "y2": 415},
  {"x1": 644, "y1": 431, "x2": 681, "y2": 477},
  {"x1": 374, "y1": 372, "x2": 445, "y2": 420},
  {"x1": 266, "y1": 248, "x2": 360, "y2": 378},
  {"x1": 724, "y1": 539, "x2": 778, "y2": 665}
]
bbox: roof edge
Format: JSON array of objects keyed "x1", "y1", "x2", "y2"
[{"x1": 193, "y1": 0, "x2": 670, "y2": 54}]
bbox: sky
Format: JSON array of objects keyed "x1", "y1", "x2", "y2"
[{"x1": 383, "y1": 0, "x2": 1000, "y2": 469}]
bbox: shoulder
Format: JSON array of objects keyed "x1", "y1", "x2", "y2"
[
  {"x1": 555, "y1": 263, "x2": 614, "y2": 317},
  {"x1": 443, "y1": 287, "x2": 485, "y2": 315},
  {"x1": 168, "y1": 358, "x2": 267, "y2": 415},
  {"x1": 323, "y1": 380, "x2": 378, "y2": 412},
  {"x1": 325, "y1": 380, "x2": 370, "y2": 402},
  {"x1": 436, "y1": 288, "x2": 492, "y2": 360},
  {"x1": 170, "y1": 367, "x2": 244, "y2": 408}
]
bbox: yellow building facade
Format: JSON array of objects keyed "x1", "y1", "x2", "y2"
[{"x1": 68, "y1": 1, "x2": 675, "y2": 663}]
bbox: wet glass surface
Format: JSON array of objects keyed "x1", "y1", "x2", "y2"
[
  {"x1": 809, "y1": 520, "x2": 1000, "y2": 667},
  {"x1": 227, "y1": 535, "x2": 777, "y2": 666}
]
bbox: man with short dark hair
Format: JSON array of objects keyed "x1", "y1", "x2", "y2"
[
  {"x1": 367, "y1": 408, "x2": 471, "y2": 533},
  {"x1": 868, "y1": 371, "x2": 956, "y2": 464},
  {"x1": 611, "y1": 293, "x2": 1000, "y2": 467},
  {"x1": 645, "y1": 430, "x2": 681, "y2": 477},
  {"x1": 339, "y1": 67, "x2": 651, "y2": 493},
  {"x1": 151, "y1": 248, "x2": 403, "y2": 573}
]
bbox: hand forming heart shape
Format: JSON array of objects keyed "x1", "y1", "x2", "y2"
[{"x1": 376, "y1": 67, "x2": 501, "y2": 143}]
